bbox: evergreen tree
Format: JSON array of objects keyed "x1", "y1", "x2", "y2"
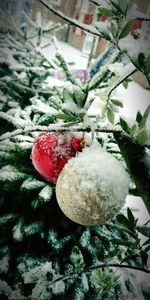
[{"x1": 0, "y1": 1, "x2": 150, "y2": 299}]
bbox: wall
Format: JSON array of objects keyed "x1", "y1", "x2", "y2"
[
  {"x1": 68, "y1": 0, "x2": 95, "y2": 51},
  {"x1": 67, "y1": 0, "x2": 107, "y2": 56}
]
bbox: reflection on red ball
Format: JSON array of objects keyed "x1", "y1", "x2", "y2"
[{"x1": 31, "y1": 132, "x2": 84, "y2": 184}]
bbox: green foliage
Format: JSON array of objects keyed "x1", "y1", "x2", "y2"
[
  {"x1": 119, "y1": 20, "x2": 135, "y2": 39},
  {"x1": 120, "y1": 116, "x2": 131, "y2": 134},
  {"x1": 120, "y1": 105, "x2": 150, "y2": 145},
  {"x1": 118, "y1": 0, "x2": 127, "y2": 14},
  {"x1": 93, "y1": 0, "x2": 150, "y2": 84},
  {"x1": 110, "y1": 99, "x2": 123, "y2": 107},
  {"x1": 136, "y1": 129, "x2": 148, "y2": 146},
  {"x1": 107, "y1": 108, "x2": 115, "y2": 124},
  {"x1": 111, "y1": 209, "x2": 150, "y2": 267},
  {"x1": 20, "y1": 177, "x2": 46, "y2": 191},
  {"x1": 91, "y1": 267, "x2": 119, "y2": 297},
  {"x1": 136, "y1": 226, "x2": 150, "y2": 238},
  {"x1": 122, "y1": 78, "x2": 132, "y2": 89},
  {"x1": 98, "y1": 8, "x2": 114, "y2": 17},
  {"x1": 136, "y1": 53, "x2": 150, "y2": 81},
  {"x1": 70, "y1": 246, "x2": 85, "y2": 271},
  {"x1": 139, "y1": 105, "x2": 150, "y2": 129}
]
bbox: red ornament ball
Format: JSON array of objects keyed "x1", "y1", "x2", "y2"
[{"x1": 31, "y1": 132, "x2": 84, "y2": 184}]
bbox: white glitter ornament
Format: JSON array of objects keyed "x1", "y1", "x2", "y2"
[{"x1": 56, "y1": 144, "x2": 130, "y2": 226}]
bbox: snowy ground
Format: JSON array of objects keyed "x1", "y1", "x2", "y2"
[
  {"x1": 42, "y1": 39, "x2": 89, "y2": 70},
  {"x1": 41, "y1": 40, "x2": 150, "y2": 225}
]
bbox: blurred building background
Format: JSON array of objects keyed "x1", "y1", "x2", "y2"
[
  {"x1": 0, "y1": 0, "x2": 149, "y2": 86},
  {"x1": 29, "y1": 0, "x2": 150, "y2": 57},
  {"x1": 0, "y1": 0, "x2": 149, "y2": 57}
]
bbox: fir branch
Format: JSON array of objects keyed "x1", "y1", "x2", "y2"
[
  {"x1": 32, "y1": 45, "x2": 57, "y2": 69},
  {"x1": 0, "y1": 80, "x2": 36, "y2": 97},
  {"x1": 8, "y1": 66, "x2": 50, "y2": 72},
  {"x1": 55, "y1": 52, "x2": 81, "y2": 86},
  {"x1": 0, "y1": 112, "x2": 33, "y2": 128},
  {"x1": 48, "y1": 263, "x2": 150, "y2": 287},
  {"x1": 38, "y1": 0, "x2": 100, "y2": 37},
  {"x1": 86, "y1": 35, "x2": 97, "y2": 70},
  {"x1": 0, "y1": 125, "x2": 122, "y2": 142},
  {"x1": 53, "y1": 36, "x2": 82, "y2": 87},
  {"x1": 1, "y1": 123, "x2": 149, "y2": 149}
]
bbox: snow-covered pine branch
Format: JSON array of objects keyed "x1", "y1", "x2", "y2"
[{"x1": 0, "y1": 125, "x2": 122, "y2": 142}]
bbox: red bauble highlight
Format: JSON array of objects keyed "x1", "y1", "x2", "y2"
[{"x1": 31, "y1": 132, "x2": 84, "y2": 184}]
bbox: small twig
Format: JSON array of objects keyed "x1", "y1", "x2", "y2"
[
  {"x1": 144, "y1": 219, "x2": 150, "y2": 226},
  {"x1": 89, "y1": 0, "x2": 100, "y2": 6},
  {"x1": 49, "y1": 263, "x2": 150, "y2": 287},
  {"x1": 136, "y1": 17, "x2": 150, "y2": 22},
  {"x1": 107, "y1": 69, "x2": 136, "y2": 99},
  {"x1": 89, "y1": 263, "x2": 150, "y2": 273}
]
